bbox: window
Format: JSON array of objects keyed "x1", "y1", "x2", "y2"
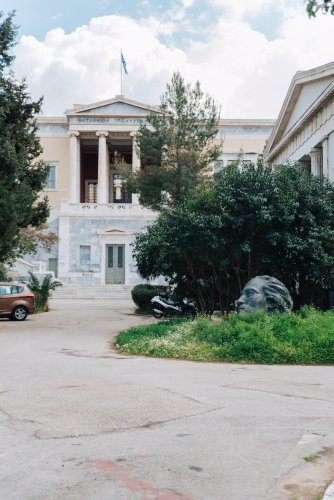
[
  {"x1": 113, "y1": 174, "x2": 132, "y2": 203},
  {"x1": 80, "y1": 245, "x2": 91, "y2": 269},
  {"x1": 213, "y1": 160, "x2": 224, "y2": 173},
  {"x1": 85, "y1": 181, "x2": 98, "y2": 203},
  {"x1": 0, "y1": 285, "x2": 23, "y2": 295},
  {"x1": 118, "y1": 246, "x2": 123, "y2": 268},
  {"x1": 45, "y1": 162, "x2": 57, "y2": 189}
]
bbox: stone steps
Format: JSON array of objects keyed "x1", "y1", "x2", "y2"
[{"x1": 51, "y1": 284, "x2": 133, "y2": 299}]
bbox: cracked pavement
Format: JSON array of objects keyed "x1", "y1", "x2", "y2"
[{"x1": 0, "y1": 298, "x2": 334, "y2": 499}]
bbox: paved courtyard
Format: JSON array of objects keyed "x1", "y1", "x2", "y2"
[{"x1": 0, "y1": 298, "x2": 333, "y2": 500}]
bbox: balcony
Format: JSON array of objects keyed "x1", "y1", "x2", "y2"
[{"x1": 59, "y1": 200, "x2": 157, "y2": 218}]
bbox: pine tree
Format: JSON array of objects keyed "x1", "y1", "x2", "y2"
[
  {"x1": 125, "y1": 72, "x2": 221, "y2": 211},
  {"x1": 0, "y1": 11, "x2": 50, "y2": 264}
]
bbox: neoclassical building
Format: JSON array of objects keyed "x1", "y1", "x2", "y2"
[
  {"x1": 265, "y1": 61, "x2": 334, "y2": 179},
  {"x1": 22, "y1": 96, "x2": 274, "y2": 286}
]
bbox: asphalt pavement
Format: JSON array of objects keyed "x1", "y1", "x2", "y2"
[{"x1": 0, "y1": 298, "x2": 333, "y2": 500}]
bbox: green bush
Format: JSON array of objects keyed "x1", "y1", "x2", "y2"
[
  {"x1": 131, "y1": 284, "x2": 167, "y2": 310},
  {"x1": 116, "y1": 307, "x2": 334, "y2": 364}
]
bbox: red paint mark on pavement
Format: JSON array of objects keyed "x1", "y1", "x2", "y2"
[{"x1": 85, "y1": 458, "x2": 193, "y2": 500}]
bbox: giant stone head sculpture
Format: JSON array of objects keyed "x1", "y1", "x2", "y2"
[{"x1": 236, "y1": 275, "x2": 293, "y2": 314}]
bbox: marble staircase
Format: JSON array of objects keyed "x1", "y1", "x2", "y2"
[{"x1": 51, "y1": 284, "x2": 133, "y2": 300}]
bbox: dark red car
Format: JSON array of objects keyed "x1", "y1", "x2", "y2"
[{"x1": 0, "y1": 282, "x2": 35, "y2": 321}]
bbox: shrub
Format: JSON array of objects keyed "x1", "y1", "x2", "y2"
[
  {"x1": 27, "y1": 272, "x2": 62, "y2": 312},
  {"x1": 131, "y1": 284, "x2": 168, "y2": 310}
]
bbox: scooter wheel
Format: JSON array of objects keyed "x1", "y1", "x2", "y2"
[
  {"x1": 185, "y1": 308, "x2": 196, "y2": 319},
  {"x1": 153, "y1": 311, "x2": 164, "y2": 319}
]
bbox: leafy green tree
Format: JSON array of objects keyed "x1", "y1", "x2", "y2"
[
  {"x1": 125, "y1": 71, "x2": 221, "y2": 210},
  {"x1": 306, "y1": 0, "x2": 334, "y2": 16},
  {"x1": 0, "y1": 11, "x2": 50, "y2": 264},
  {"x1": 133, "y1": 163, "x2": 334, "y2": 312}
]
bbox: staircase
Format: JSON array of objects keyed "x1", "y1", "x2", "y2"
[{"x1": 51, "y1": 284, "x2": 133, "y2": 300}]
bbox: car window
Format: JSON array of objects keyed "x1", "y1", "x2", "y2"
[{"x1": 0, "y1": 285, "x2": 24, "y2": 295}]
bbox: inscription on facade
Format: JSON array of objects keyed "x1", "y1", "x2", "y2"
[{"x1": 71, "y1": 117, "x2": 146, "y2": 124}]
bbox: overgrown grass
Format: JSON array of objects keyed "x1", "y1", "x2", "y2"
[{"x1": 116, "y1": 306, "x2": 334, "y2": 364}]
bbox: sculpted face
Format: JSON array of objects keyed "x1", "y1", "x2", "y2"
[
  {"x1": 236, "y1": 278, "x2": 266, "y2": 313},
  {"x1": 236, "y1": 276, "x2": 293, "y2": 314}
]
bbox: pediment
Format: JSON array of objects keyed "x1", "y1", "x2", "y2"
[
  {"x1": 66, "y1": 97, "x2": 160, "y2": 117},
  {"x1": 98, "y1": 226, "x2": 134, "y2": 236},
  {"x1": 265, "y1": 61, "x2": 334, "y2": 159}
]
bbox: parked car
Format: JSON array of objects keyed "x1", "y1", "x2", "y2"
[{"x1": 0, "y1": 282, "x2": 35, "y2": 321}]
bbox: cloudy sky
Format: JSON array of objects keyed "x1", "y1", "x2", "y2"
[{"x1": 4, "y1": 0, "x2": 334, "y2": 118}]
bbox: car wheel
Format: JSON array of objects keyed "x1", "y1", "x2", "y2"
[{"x1": 11, "y1": 306, "x2": 28, "y2": 321}]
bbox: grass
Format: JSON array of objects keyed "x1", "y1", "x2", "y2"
[
  {"x1": 116, "y1": 306, "x2": 334, "y2": 364},
  {"x1": 303, "y1": 454, "x2": 321, "y2": 463}
]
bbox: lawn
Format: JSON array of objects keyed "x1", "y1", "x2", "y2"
[{"x1": 116, "y1": 306, "x2": 334, "y2": 364}]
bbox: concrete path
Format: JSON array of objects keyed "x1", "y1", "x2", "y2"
[{"x1": 0, "y1": 298, "x2": 333, "y2": 500}]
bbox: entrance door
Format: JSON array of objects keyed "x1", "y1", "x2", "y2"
[
  {"x1": 105, "y1": 244, "x2": 125, "y2": 284},
  {"x1": 48, "y1": 258, "x2": 58, "y2": 278}
]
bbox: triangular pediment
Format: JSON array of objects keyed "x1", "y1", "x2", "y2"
[
  {"x1": 265, "y1": 61, "x2": 334, "y2": 159},
  {"x1": 98, "y1": 226, "x2": 134, "y2": 236},
  {"x1": 66, "y1": 96, "x2": 160, "y2": 117}
]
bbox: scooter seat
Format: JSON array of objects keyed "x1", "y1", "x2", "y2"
[{"x1": 162, "y1": 298, "x2": 175, "y2": 306}]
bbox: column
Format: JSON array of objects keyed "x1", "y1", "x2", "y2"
[
  {"x1": 96, "y1": 131, "x2": 109, "y2": 204},
  {"x1": 68, "y1": 131, "x2": 80, "y2": 203},
  {"x1": 130, "y1": 131, "x2": 140, "y2": 204},
  {"x1": 58, "y1": 216, "x2": 70, "y2": 282},
  {"x1": 322, "y1": 136, "x2": 329, "y2": 179},
  {"x1": 309, "y1": 148, "x2": 322, "y2": 177},
  {"x1": 328, "y1": 132, "x2": 334, "y2": 182}
]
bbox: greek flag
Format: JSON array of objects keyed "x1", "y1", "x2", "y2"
[{"x1": 121, "y1": 51, "x2": 128, "y2": 74}]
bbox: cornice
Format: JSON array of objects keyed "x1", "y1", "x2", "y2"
[{"x1": 219, "y1": 119, "x2": 275, "y2": 127}]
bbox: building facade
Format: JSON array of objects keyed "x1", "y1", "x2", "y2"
[
  {"x1": 29, "y1": 96, "x2": 274, "y2": 285},
  {"x1": 264, "y1": 61, "x2": 334, "y2": 179}
]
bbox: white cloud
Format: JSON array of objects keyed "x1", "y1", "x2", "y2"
[
  {"x1": 14, "y1": 16, "x2": 185, "y2": 115},
  {"x1": 140, "y1": 16, "x2": 176, "y2": 37},
  {"x1": 12, "y1": 6, "x2": 334, "y2": 119}
]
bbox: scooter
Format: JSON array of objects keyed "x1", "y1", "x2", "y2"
[{"x1": 151, "y1": 293, "x2": 197, "y2": 319}]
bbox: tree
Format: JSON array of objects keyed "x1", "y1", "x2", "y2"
[
  {"x1": 125, "y1": 72, "x2": 221, "y2": 211},
  {"x1": 28, "y1": 272, "x2": 62, "y2": 312},
  {"x1": 133, "y1": 162, "x2": 334, "y2": 312},
  {"x1": 306, "y1": 0, "x2": 334, "y2": 16},
  {"x1": 0, "y1": 11, "x2": 50, "y2": 264}
]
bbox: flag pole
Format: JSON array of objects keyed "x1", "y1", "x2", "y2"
[{"x1": 120, "y1": 49, "x2": 123, "y2": 95}]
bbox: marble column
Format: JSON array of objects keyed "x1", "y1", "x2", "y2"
[
  {"x1": 68, "y1": 131, "x2": 80, "y2": 203},
  {"x1": 322, "y1": 137, "x2": 329, "y2": 179},
  {"x1": 96, "y1": 131, "x2": 109, "y2": 204},
  {"x1": 309, "y1": 148, "x2": 322, "y2": 177},
  {"x1": 130, "y1": 131, "x2": 140, "y2": 204},
  {"x1": 327, "y1": 131, "x2": 334, "y2": 182}
]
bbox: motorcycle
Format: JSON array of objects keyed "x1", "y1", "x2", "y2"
[{"x1": 151, "y1": 293, "x2": 197, "y2": 319}]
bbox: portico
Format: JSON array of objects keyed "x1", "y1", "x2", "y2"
[
  {"x1": 66, "y1": 129, "x2": 140, "y2": 205},
  {"x1": 265, "y1": 61, "x2": 334, "y2": 181}
]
